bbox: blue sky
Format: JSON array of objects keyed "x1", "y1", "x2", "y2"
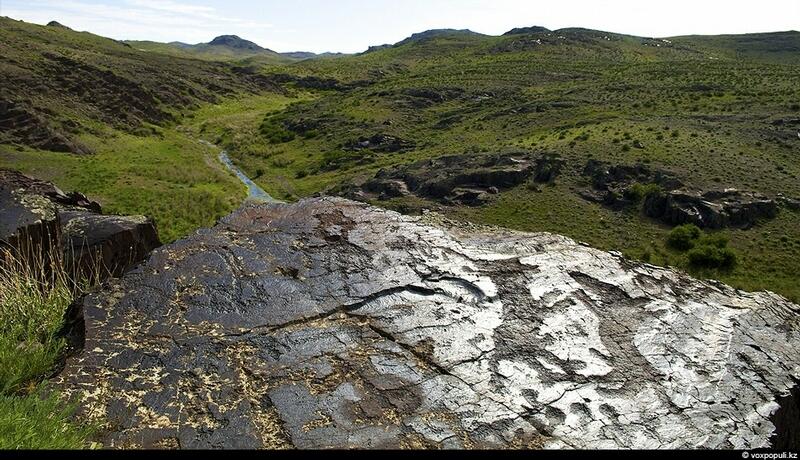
[{"x1": 2, "y1": 0, "x2": 798, "y2": 53}]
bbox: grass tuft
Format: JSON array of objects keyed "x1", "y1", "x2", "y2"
[{"x1": 0, "y1": 247, "x2": 96, "y2": 448}]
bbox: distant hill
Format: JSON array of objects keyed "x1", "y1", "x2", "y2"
[
  {"x1": 126, "y1": 35, "x2": 295, "y2": 63},
  {"x1": 503, "y1": 26, "x2": 550, "y2": 35},
  {"x1": 45, "y1": 20, "x2": 70, "y2": 29},
  {"x1": 362, "y1": 28, "x2": 487, "y2": 54},
  {"x1": 207, "y1": 34, "x2": 266, "y2": 51},
  {"x1": 280, "y1": 51, "x2": 348, "y2": 60}
]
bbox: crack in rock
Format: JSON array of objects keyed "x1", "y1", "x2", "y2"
[{"x1": 56, "y1": 197, "x2": 800, "y2": 449}]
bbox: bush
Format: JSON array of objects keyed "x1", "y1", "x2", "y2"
[
  {"x1": 687, "y1": 244, "x2": 738, "y2": 269},
  {"x1": 666, "y1": 224, "x2": 702, "y2": 250},
  {"x1": 259, "y1": 119, "x2": 295, "y2": 144},
  {"x1": 624, "y1": 182, "x2": 662, "y2": 203},
  {"x1": 665, "y1": 225, "x2": 738, "y2": 269}
]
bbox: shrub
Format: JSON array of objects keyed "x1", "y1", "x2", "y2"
[
  {"x1": 624, "y1": 182, "x2": 662, "y2": 203},
  {"x1": 259, "y1": 119, "x2": 295, "y2": 144},
  {"x1": 666, "y1": 224, "x2": 702, "y2": 250},
  {"x1": 687, "y1": 244, "x2": 738, "y2": 269}
]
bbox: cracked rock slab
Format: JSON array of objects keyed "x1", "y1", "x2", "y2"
[{"x1": 57, "y1": 197, "x2": 800, "y2": 449}]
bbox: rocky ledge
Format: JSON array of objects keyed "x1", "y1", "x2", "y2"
[
  {"x1": 58, "y1": 197, "x2": 799, "y2": 449},
  {"x1": 0, "y1": 169, "x2": 160, "y2": 278}
]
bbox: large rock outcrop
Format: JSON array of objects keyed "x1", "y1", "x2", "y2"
[
  {"x1": 0, "y1": 169, "x2": 160, "y2": 277},
  {"x1": 56, "y1": 197, "x2": 800, "y2": 449},
  {"x1": 578, "y1": 160, "x2": 779, "y2": 229},
  {"x1": 644, "y1": 189, "x2": 779, "y2": 230},
  {"x1": 349, "y1": 152, "x2": 562, "y2": 205}
]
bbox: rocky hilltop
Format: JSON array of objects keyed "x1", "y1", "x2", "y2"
[{"x1": 56, "y1": 197, "x2": 799, "y2": 449}]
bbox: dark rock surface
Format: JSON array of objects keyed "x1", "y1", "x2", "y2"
[
  {"x1": 579, "y1": 161, "x2": 778, "y2": 228},
  {"x1": 57, "y1": 197, "x2": 800, "y2": 449},
  {"x1": 644, "y1": 189, "x2": 779, "y2": 229},
  {"x1": 0, "y1": 169, "x2": 160, "y2": 277},
  {"x1": 344, "y1": 134, "x2": 415, "y2": 153},
  {"x1": 355, "y1": 152, "x2": 560, "y2": 205},
  {"x1": 579, "y1": 160, "x2": 681, "y2": 209}
]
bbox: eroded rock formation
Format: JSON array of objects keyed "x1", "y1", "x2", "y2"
[
  {"x1": 579, "y1": 160, "x2": 780, "y2": 229},
  {"x1": 644, "y1": 189, "x2": 779, "y2": 229},
  {"x1": 349, "y1": 152, "x2": 561, "y2": 205},
  {"x1": 0, "y1": 169, "x2": 160, "y2": 278},
  {"x1": 57, "y1": 197, "x2": 800, "y2": 449}
]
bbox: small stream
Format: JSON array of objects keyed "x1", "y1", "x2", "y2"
[{"x1": 200, "y1": 140, "x2": 281, "y2": 203}]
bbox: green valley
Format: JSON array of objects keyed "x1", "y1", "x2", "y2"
[{"x1": 2, "y1": 16, "x2": 799, "y2": 302}]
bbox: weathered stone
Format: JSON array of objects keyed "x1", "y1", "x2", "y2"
[
  {"x1": 644, "y1": 189, "x2": 778, "y2": 229},
  {"x1": 0, "y1": 177, "x2": 61, "y2": 263},
  {"x1": 344, "y1": 134, "x2": 415, "y2": 153},
  {"x1": 583, "y1": 160, "x2": 681, "y2": 192},
  {"x1": 0, "y1": 169, "x2": 160, "y2": 277},
  {"x1": 61, "y1": 210, "x2": 160, "y2": 278},
  {"x1": 354, "y1": 152, "x2": 560, "y2": 206},
  {"x1": 57, "y1": 197, "x2": 800, "y2": 449}
]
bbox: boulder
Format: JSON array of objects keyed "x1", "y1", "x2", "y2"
[
  {"x1": 644, "y1": 189, "x2": 778, "y2": 229},
  {"x1": 0, "y1": 169, "x2": 160, "y2": 278},
  {"x1": 0, "y1": 175, "x2": 61, "y2": 264},
  {"x1": 57, "y1": 197, "x2": 800, "y2": 449},
  {"x1": 582, "y1": 160, "x2": 681, "y2": 191}
]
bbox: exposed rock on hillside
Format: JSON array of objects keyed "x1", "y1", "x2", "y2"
[
  {"x1": 0, "y1": 100, "x2": 92, "y2": 154},
  {"x1": 58, "y1": 197, "x2": 800, "y2": 449},
  {"x1": 352, "y1": 152, "x2": 561, "y2": 205},
  {"x1": 344, "y1": 134, "x2": 415, "y2": 153},
  {"x1": 578, "y1": 159, "x2": 682, "y2": 209},
  {"x1": 644, "y1": 189, "x2": 779, "y2": 229},
  {"x1": 0, "y1": 169, "x2": 160, "y2": 277},
  {"x1": 579, "y1": 160, "x2": 779, "y2": 228}
]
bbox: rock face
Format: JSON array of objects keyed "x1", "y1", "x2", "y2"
[
  {"x1": 579, "y1": 160, "x2": 779, "y2": 229},
  {"x1": 58, "y1": 197, "x2": 800, "y2": 449},
  {"x1": 0, "y1": 169, "x2": 160, "y2": 277},
  {"x1": 579, "y1": 160, "x2": 682, "y2": 210},
  {"x1": 644, "y1": 189, "x2": 779, "y2": 229},
  {"x1": 344, "y1": 134, "x2": 415, "y2": 153},
  {"x1": 353, "y1": 152, "x2": 560, "y2": 205}
]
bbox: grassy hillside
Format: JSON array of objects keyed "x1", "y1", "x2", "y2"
[
  {"x1": 2, "y1": 20, "x2": 799, "y2": 301},
  {"x1": 205, "y1": 27, "x2": 800, "y2": 301},
  {"x1": 0, "y1": 17, "x2": 283, "y2": 154},
  {"x1": 0, "y1": 17, "x2": 295, "y2": 242}
]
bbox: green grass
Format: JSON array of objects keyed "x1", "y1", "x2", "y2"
[
  {"x1": 0, "y1": 126, "x2": 247, "y2": 243},
  {"x1": 0, "y1": 389, "x2": 95, "y2": 449},
  {"x1": 195, "y1": 29, "x2": 799, "y2": 302},
  {"x1": 0, "y1": 251, "x2": 74, "y2": 394},
  {"x1": 0, "y1": 249, "x2": 96, "y2": 448},
  {"x1": 2, "y1": 19, "x2": 799, "y2": 302}
]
